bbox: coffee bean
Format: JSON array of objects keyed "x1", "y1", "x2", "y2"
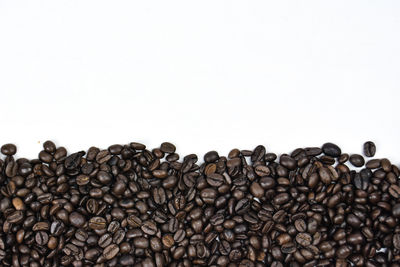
[
  {"x1": 103, "y1": 244, "x2": 119, "y2": 260},
  {"x1": 204, "y1": 151, "x2": 219, "y2": 163},
  {"x1": 389, "y1": 184, "x2": 400, "y2": 198},
  {"x1": 160, "y1": 142, "x2": 176, "y2": 153},
  {"x1": 7, "y1": 210, "x2": 24, "y2": 224},
  {"x1": 251, "y1": 145, "x2": 266, "y2": 162},
  {"x1": 88, "y1": 217, "x2": 106, "y2": 230},
  {"x1": 119, "y1": 255, "x2": 134, "y2": 266},
  {"x1": 173, "y1": 229, "x2": 186, "y2": 243},
  {"x1": 32, "y1": 222, "x2": 49, "y2": 231},
  {"x1": 296, "y1": 233, "x2": 312, "y2": 247},
  {"x1": 235, "y1": 198, "x2": 250, "y2": 215},
  {"x1": 349, "y1": 154, "x2": 365, "y2": 167},
  {"x1": 294, "y1": 219, "x2": 306, "y2": 232},
  {"x1": 133, "y1": 237, "x2": 149, "y2": 248},
  {"x1": 69, "y1": 212, "x2": 86, "y2": 228},
  {"x1": 200, "y1": 188, "x2": 217, "y2": 204},
  {"x1": 322, "y1": 142, "x2": 341, "y2": 157},
  {"x1": 363, "y1": 141, "x2": 376, "y2": 157},
  {"x1": 210, "y1": 213, "x2": 224, "y2": 226},
  {"x1": 1, "y1": 143, "x2": 17, "y2": 155},
  {"x1": 50, "y1": 220, "x2": 65, "y2": 236},
  {"x1": 35, "y1": 231, "x2": 49, "y2": 246},
  {"x1": 141, "y1": 221, "x2": 157, "y2": 235},
  {"x1": 162, "y1": 234, "x2": 174, "y2": 248},
  {"x1": 392, "y1": 203, "x2": 400, "y2": 217},
  {"x1": 254, "y1": 165, "x2": 270, "y2": 177},
  {"x1": 65, "y1": 152, "x2": 84, "y2": 170},
  {"x1": 98, "y1": 233, "x2": 112, "y2": 248},
  {"x1": 76, "y1": 174, "x2": 90, "y2": 186},
  {"x1": 393, "y1": 233, "x2": 400, "y2": 250},
  {"x1": 273, "y1": 193, "x2": 290, "y2": 206},
  {"x1": 279, "y1": 155, "x2": 297, "y2": 170},
  {"x1": 206, "y1": 173, "x2": 224, "y2": 187},
  {"x1": 127, "y1": 215, "x2": 142, "y2": 227}
]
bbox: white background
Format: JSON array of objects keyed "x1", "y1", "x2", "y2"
[{"x1": 0, "y1": 1, "x2": 399, "y2": 164}]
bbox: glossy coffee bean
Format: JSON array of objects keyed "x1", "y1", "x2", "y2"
[{"x1": 363, "y1": 141, "x2": 376, "y2": 157}]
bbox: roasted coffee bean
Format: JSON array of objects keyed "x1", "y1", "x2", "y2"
[
  {"x1": 204, "y1": 151, "x2": 219, "y2": 163},
  {"x1": 127, "y1": 215, "x2": 142, "y2": 227},
  {"x1": 173, "y1": 229, "x2": 186, "y2": 243},
  {"x1": 103, "y1": 244, "x2": 119, "y2": 260},
  {"x1": 35, "y1": 231, "x2": 49, "y2": 246},
  {"x1": 7, "y1": 210, "x2": 24, "y2": 223},
  {"x1": 88, "y1": 217, "x2": 106, "y2": 230},
  {"x1": 322, "y1": 142, "x2": 341, "y2": 157},
  {"x1": 69, "y1": 212, "x2": 86, "y2": 228},
  {"x1": 160, "y1": 142, "x2": 176, "y2": 154},
  {"x1": 98, "y1": 233, "x2": 112, "y2": 248},
  {"x1": 1, "y1": 143, "x2": 17, "y2": 155},
  {"x1": 0, "y1": 141, "x2": 397, "y2": 266},
  {"x1": 296, "y1": 233, "x2": 312, "y2": 247},
  {"x1": 251, "y1": 145, "x2": 266, "y2": 162},
  {"x1": 162, "y1": 234, "x2": 174, "y2": 248},
  {"x1": 363, "y1": 141, "x2": 376, "y2": 157},
  {"x1": 349, "y1": 154, "x2": 365, "y2": 167},
  {"x1": 141, "y1": 221, "x2": 157, "y2": 235},
  {"x1": 206, "y1": 173, "x2": 224, "y2": 187},
  {"x1": 133, "y1": 237, "x2": 149, "y2": 248}
]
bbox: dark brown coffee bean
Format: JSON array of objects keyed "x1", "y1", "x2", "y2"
[
  {"x1": 1, "y1": 143, "x2": 17, "y2": 155},
  {"x1": 69, "y1": 212, "x2": 86, "y2": 228},
  {"x1": 235, "y1": 198, "x2": 250, "y2": 215},
  {"x1": 363, "y1": 141, "x2": 376, "y2": 157},
  {"x1": 103, "y1": 244, "x2": 119, "y2": 260},
  {"x1": 7, "y1": 210, "x2": 24, "y2": 223},
  {"x1": 32, "y1": 222, "x2": 49, "y2": 231},
  {"x1": 279, "y1": 155, "x2": 297, "y2": 170},
  {"x1": 141, "y1": 221, "x2": 157, "y2": 235},
  {"x1": 322, "y1": 142, "x2": 341, "y2": 157},
  {"x1": 393, "y1": 233, "x2": 400, "y2": 250},
  {"x1": 296, "y1": 233, "x2": 312, "y2": 247},
  {"x1": 173, "y1": 229, "x2": 186, "y2": 243},
  {"x1": 389, "y1": 184, "x2": 400, "y2": 198},
  {"x1": 294, "y1": 219, "x2": 306, "y2": 232},
  {"x1": 127, "y1": 215, "x2": 142, "y2": 227},
  {"x1": 133, "y1": 237, "x2": 149, "y2": 248},
  {"x1": 206, "y1": 173, "x2": 224, "y2": 187},
  {"x1": 76, "y1": 174, "x2": 90, "y2": 186},
  {"x1": 98, "y1": 233, "x2": 112, "y2": 248},
  {"x1": 200, "y1": 188, "x2": 217, "y2": 204},
  {"x1": 254, "y1": 165, "x2": 270, "y2": 177},
  {"x1": 65, "y1": 152, "x2": 84, "y2": 170},
  {"x1": 273, "y1": 193, "x2": 290, "y2": 206},
  {"x1": 88, "y1": 217, "x2": 106, "y2": 230},
  {"x1": 35, "y1": 231, "x2": 49, "y2": 246},
  {"x1": 160, "y1": 142, "x2": 176, "y2": 153},
  {"x1": 392, "y1": 203, "x2": 400, "y2": 217},
  {"x1": 210, "y1": 213, "x2": 224, "y2": 226},
  {"x1": 349, "y1": 154, "x2": 365, "y2": 167},
  {"x1": 251, "y1": 145, "x2": 266, "y2": 162},
  {"x1": 86, "y1": 199, "x2": 99, "y2": 214},
  {"x1": 204, "y1": 151, "x2": 219, "y2": 163}
]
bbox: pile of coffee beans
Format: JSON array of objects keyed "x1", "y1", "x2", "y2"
[{"x1": 0, "y1": 140, "x2": 399, "y2": 267}]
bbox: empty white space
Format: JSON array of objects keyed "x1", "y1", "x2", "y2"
[{"x1": 0, "y1": 1, "x2": 399, "y2": 163}]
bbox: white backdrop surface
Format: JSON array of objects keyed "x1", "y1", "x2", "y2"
[{"x1": 0, "y1": 1, "x2": 399, "y2": 163}]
